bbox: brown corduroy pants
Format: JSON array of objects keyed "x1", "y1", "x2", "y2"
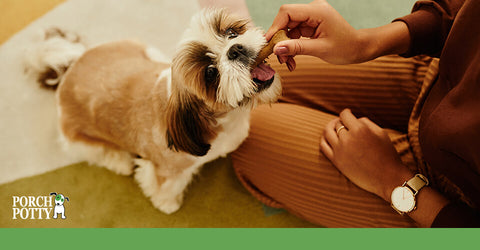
[{"x1": 231, "y1": 55, "x2": 438, "y2": 227}]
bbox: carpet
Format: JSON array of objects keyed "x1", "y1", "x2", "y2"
[
  {"x1": 0, "y1": 0, "x2": 200, "y2": 185},
  {"x1": 0, "y1": 0, "x2": 316, "y2": 228},
  {"x1": 0, "y1": 0, "x2": 416, "y2": 228},
  {"x1": 2, "y1": 157, "x2": 317, "y2": 227}
]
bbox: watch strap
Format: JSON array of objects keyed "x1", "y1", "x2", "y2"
[{"x1": 406, "y1": 174, "x2": 429, "y2": 195}]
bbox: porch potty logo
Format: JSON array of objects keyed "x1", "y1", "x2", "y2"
[{"x1": 12, "y1": 192, "x2": 69, "y2": 220}]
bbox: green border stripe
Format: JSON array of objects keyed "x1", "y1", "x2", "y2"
[{"x1": 1, "y1": 228, "x2": 479, "y2": 249}]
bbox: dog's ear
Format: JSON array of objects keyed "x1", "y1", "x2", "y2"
[{"x1": 165, "y1": 91, "x2": 217, "y2": 157}]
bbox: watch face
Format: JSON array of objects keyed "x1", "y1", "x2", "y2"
[{"x1": 391, "y1": 186, "x2": 415, "y2": 213}]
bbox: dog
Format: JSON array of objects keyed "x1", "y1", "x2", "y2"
[
  {"x1": 25, "y1": 9, "x2": 281, "y2": 214},
  {"x1": 50, "y1": 192, "x2": 69, "y2": 219}
]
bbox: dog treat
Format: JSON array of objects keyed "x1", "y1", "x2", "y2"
[{"x1": 252, "y1": 30, "x2": 290, "y2": 68}]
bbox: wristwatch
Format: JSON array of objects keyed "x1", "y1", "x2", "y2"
[{"x1": 391, "y1": 174, "x2": 429, "y2": 215}]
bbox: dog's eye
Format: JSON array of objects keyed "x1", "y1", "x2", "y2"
[
  {"x1": 225, "y1": 28, "x2": 238, "y2": 39},
  {"x1": 204, "y1": 66, "x2": 218, "y2": 83}
]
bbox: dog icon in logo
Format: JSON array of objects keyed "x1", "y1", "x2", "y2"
[{"x1": 50, "y1": 192, "x2": 69, "y2": 219}]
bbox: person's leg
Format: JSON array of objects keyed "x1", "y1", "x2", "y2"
[
  {"x1": 232, "y1": 103, "x2": 417, "y2": 227},
  {"x1": 270, "y1": 55, "x2": 432, "y2": 132}
]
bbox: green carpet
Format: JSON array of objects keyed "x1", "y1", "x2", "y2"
[{"x1": 1, "y1": 157, "x2": 315, "y2": 228}]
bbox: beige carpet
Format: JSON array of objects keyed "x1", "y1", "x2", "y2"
[
  {"x1": 0, "y1": 0, "x2": 316, "y2": 228},
  {"x1": 1, "y1": 0, "x2": 416, "y2": 228},
  {"x1": 0, "y1": 0, "x2": 202, "y2": 185}
]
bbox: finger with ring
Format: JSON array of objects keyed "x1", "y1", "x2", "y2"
[{"x1": 336, "y1": 124, "x2": 347, "y2": 135}]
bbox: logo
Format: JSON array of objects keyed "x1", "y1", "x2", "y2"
[{"x1": 12, "y1": 192, "x2": 69, "y2": 220}]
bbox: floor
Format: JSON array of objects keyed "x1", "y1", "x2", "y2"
[{"x1": 0, "y1": 0, "x2": 416, "y2": 227}]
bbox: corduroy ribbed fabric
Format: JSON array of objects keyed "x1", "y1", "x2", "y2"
[{"x1": 231, "y1": 55, "x2": 439, "y2": 227}]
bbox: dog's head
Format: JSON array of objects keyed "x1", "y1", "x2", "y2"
[
  {"x1": 166, "y1": 9, "x2": 281, "y2": 157},
  {"x1": 51, "y1": 193, "x2": 68, "y2": 206}
]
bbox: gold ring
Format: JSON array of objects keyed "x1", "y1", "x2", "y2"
[{"x1": 336, "y1": 125, "x2": 347, "y2": 135}]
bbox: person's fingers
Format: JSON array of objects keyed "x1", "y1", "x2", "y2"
[
  {"x1": 335, "y1": 120, "x2": 348, "y2": 137},
  {"x1": 273, "y1": 39, "x2": 326, "y2": 57},
  {"x1": 324, "y1": 118, "x2": 340, "y2": 147},
  {"x1": 276, "y1": 55, "x2": 287, "y2": 64},
  {"x1": 275, "y1": 55, "x2": 296, "y2": 71},
  {"x1": 339, "y1": 109, "x2": 359, "y2": 131},
  {"x1": 320, "y1": 136, "x2": 334, "y2": 161},
  {"x1": 265, "y1": 19, "x2": 287, "y2": 41},
  {"x1": 359, "y1": 117, "x2": 384, "y2": 134},
  {"x1": 298, "y1": 23, "x2": 317, "y2": 37},
  {"x1": 288, "y1": 28, "x2": 302, "y2": 39},
  {"x1": 288, "y1": 24, "x2": 316, "y2": 39},
  {"x1": 286, "y1": 56, "x2": 296, "y2": 71},
  {"x1": 265, "y1": 4, "x2": 323, "y2": 41}
]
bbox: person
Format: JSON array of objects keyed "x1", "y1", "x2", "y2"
[{"x1": 231, "y1": 0, "x2": 480, "y2": 227}]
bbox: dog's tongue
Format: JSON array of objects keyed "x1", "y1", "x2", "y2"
[{"x1": 251, "y1": 63, "x2": 275, "y2": 81}]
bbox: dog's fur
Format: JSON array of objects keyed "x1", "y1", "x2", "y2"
[{"x1": 25, "y1": 9, "x2": 281, "y2": 214}]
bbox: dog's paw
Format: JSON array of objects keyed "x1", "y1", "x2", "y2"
[
  {"x1": 150, "y1": 194, "x2": 183, "y2": 214},
  {"x1": 133, "y1": 158, "x2": 157, "y2": 197},
  {"x1": 100, "y1": 149, "x2": 134, "y2": 175}
]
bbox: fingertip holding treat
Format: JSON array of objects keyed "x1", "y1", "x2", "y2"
[
  {"x1": 252, "y1": 30, "x2": 290, "y2": 68},
  {"x1": 264, "y1": 28, "x2": 277, "y2": 41},
  {"x1": 264, "y1": 32, "x2": 272, "y2": 41},
  {"x1": 274, "y1": 46, "x2": 289, "y2": 56}
]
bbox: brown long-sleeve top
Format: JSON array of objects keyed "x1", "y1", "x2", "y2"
[{"x1": 396, "y1": 0, "x2": 480, "y2": 227}]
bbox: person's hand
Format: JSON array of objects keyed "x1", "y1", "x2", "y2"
[
  {"x1": 265, "y1": 0, "x2": 368, "y2": 69},
  {"x1": 320, "y1": 109, "x2": 413, "y2": 201},
  {"x1": 265, "y1": 0, "x2": 411, "y2": 70}
]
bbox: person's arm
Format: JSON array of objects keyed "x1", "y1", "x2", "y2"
[
  {"x1": 431, "y1": 202, "x2": 480, "y2": 227},
  {"x1": 361, "y1": 0, "x2": 466, "y2": 59},
  {"x1": 385, "y1": 178, "x2": 450, "y2": 228},
  {"x1": 322, "y1": 109, "x2": 480, "y2": 227},
  {"x1": 321, "y1": 109, "x2": 450, "y2": 227},
  {"x1": 394, "y1": 0, "x2": 465, "y2": 57},
  {"x1": 264, "y1": 0, "x2": 411, "y2": 68},
  {"x1": 266, "y1": 0, "x2": 465, "y2": 69},
  {"x1": 355, "y1": 22, "x2": 410, "y2": 63}
]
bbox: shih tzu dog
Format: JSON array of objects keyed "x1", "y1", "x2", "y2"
[{"x1": 24, "y1": 9, "x2": 281, "y2": 214}]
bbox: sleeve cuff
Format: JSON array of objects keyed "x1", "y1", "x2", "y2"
[
  {"x1": 393, "y1": 6, "x2": 443, "y2": 57},
  {"x1": 431, "y1": 202, "x2": 480, "y2": 228}
]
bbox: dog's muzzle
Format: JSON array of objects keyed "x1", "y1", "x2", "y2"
[{"x1": 251, "y1": 62, "x2": 275, "y2": 92}]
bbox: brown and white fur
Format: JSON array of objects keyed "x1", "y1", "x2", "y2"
[{"x1": 24, "y1": 9, "x2": 281, "y2": 214}]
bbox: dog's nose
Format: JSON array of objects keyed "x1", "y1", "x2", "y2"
[{"x1": 227, "y1": 44, "x2": 248, "y2": 61}]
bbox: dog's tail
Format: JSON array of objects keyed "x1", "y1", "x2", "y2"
[{"x1": 24, "y1": 28, "x2": 86, "y2": 90}]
